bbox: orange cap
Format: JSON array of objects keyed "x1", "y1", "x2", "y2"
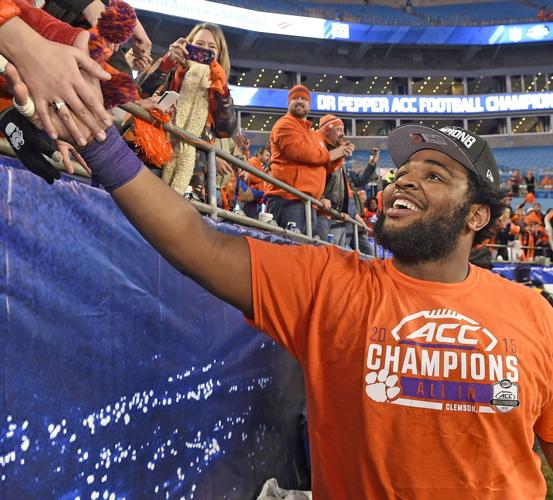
[
  {"x1": 288, "y1": 84, "x2": 311, "y2": 104},
  {"x1": 319, "y1": 114, "x2": 344, "y2": 131}
]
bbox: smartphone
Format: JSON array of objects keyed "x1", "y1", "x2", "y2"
[
  {"x1": 185, "y1": 43, "x2": 215, "y2": 65},
  {"x1": 156, "y1": 91, "x2": 180, "y2": 112}
]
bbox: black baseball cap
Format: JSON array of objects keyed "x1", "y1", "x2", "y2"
[{"x1": 387, "y1": 124, "x2": 500, "y2": 189}]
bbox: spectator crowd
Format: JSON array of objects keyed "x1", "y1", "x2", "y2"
[{"x1": 0, "y1": 0, "x2": 552, "y2": 265}]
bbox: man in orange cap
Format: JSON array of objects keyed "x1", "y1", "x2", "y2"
[
  {"x1": 265, "y1": 85, "x2": 352, "y2": 234},
  {"x1": 315, "y1": 114, "x2": 356, "y2": 243}
]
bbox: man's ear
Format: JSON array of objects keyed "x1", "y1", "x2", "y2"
[{"x1": 467, "y1": 204, "x2": 490, "y2": 233}]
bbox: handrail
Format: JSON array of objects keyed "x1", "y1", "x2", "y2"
[
  {"x1": 0, "y1": 103, "x2": 366, "y2": 251},
  {"x1": 119, "y1": 102, "x2": 365, "y2": 248}
]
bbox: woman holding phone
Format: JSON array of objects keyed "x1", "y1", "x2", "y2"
[{"x1": 140, "y1": 22, "x2": 237, "y2": 196}]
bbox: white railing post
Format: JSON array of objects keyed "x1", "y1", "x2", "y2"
[
  {"x1": 207, "y1": 149, "x2": 218, "y2": 220},
  {"x1": 305, "y1": 200, "x2": 313, "y2": 238}
]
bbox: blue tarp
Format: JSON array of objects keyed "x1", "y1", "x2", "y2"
[
  {"x1": 0, "y1": 162, "x2": 308, "y2": 499},
  {"x1": 492, "y1": 262, "x2": 553, "y2": 284}
]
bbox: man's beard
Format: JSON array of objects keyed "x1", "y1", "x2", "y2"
[
  {"x1": 290, "y1": 105, "x2": 308, "y2": 118},
  {"x1": 373, "y1": 200, "x2": 471, "y2": 264}
]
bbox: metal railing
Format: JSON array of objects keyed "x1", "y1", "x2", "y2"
[
  {"x1": 485, "y1": 242, "x2": 552, "y2": 265},
  {"x1": 119, "y1": 102, "x2": 366, "y2": 252},
  {"x1": 1, "y1": 113, "x2": 551, "y2": 265},
  {"x1": 0, "y1": 103, "x2": 367, "y2": 253}
]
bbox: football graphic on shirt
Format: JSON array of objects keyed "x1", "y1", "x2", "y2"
[{"x1": 390, "y1": 309, "x2": 498, "y2": 352}]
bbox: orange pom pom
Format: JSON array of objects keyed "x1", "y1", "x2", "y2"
[{"x1": 133, "y1": 110, "x2": 173, "y2": 168}]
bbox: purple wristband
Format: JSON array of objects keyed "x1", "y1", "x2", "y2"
[{"x1": 79, "y1": 125, "x2": 143, "y2": 193}]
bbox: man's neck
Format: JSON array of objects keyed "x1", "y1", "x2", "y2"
[
  {"x1": 392, "y1": 247, "x2": 472, "y2": 283},
  {"x1": 288, "y1": 111, "x2": 307, "y2": 121}
]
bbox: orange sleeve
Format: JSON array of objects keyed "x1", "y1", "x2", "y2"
[
  {"x1": 158, "y1": 53, "x2": 176, "y2": 74},
  {"x1": 535, "y1": 376, "x2": 553, "y2": 442},
  {"x1": 245, "y1": 237, "x2": 333, "y2": 360},
  {"x1": 244, "y1": 237, "x2": 368, "y2": 363},
  {"x1": 0, "y1": 0, "x2": 20, "y2": 27},
  {"x1": 13, "y1": 0, "x2": 82, "y2": 45},
  {"x1": 273, "y1": 119, "x2": 330, "y2": 167},
  {"x1": 534, "y1": 296, "x2": 553, "y2": 441}
]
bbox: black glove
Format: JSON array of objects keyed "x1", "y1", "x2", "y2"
[{"x1": 0, "y1": 107, "x2": 61, "y2": 184}]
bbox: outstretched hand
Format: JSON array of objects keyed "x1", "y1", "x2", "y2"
[{"x1": 1, "y1": 19, "x2": 112, "y2": 145}]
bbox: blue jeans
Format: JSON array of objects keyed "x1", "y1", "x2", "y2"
[
  {"x1": 242, "y1": 201, "x2": 261, "y2": 219},
  {"x1": 266, "y1": 196, "x2": 317, "y2": 235},
  {"x1": 330, "y1": 223, "x2": 347, "y2": 247},
  {"x1": 316, "y1": 216, "x2": 331, "y2": 241}
]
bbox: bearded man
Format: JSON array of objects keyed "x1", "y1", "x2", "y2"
[
  {"x1": 9, "y1": 83, "x2": 553, "y2": 500},
  {"x1": 264, "y1": 85, "x2": 351, "y2": 234}
]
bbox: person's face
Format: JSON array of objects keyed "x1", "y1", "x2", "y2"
[
  {"x1": 369, "y1": 199, "x2": 378, "y2": 211},
  {"x1": 358, "y1": 189, "x2": 367, "y2": 204},
  {"x1": 374, "y1": 149, "x2": 478, "y2": 264},
  {"x1": 325, "y1": 125, "x2": 345, "y2": 146},
  {"x1": 534, "y1": 203, "x2": 542, "y2": 212},
  {"x1": 191, "y1": 29, "x2": 219, "y2": 60},
  {"x1": 260, "y1": 150, "x2": 271, "y2": 164},
  {"x1": 288, "y1": 96, "x2": 310, "y2": 118}
]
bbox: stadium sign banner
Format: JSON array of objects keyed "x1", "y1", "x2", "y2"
[
  {"x1": 128, "y1": 0, "x2": 553, "y2": 46},
  {"x1": 230, "y1": 86, "x2": 553, "y2": 115},
  {"x1": 342, "y1": 22, "x2": 553, "y2": 46},
  {"x1": 127, "y1": 0, "x2": 325, "y2": 39}
]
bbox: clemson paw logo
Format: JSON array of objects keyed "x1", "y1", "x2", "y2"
[{"x1": 365, "y1": 369, "x2": 401, "y2": 403}]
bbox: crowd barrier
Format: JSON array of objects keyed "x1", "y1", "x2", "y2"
[
  {"x1": 120, "y1": 103, "x2": 366, "y2": 251},
  {"x1": 492, "y1": 262, "x2": 553, "y2": 289},
  {"x1": 0, "y1": 162, "x2": 310, "y2": 498}
]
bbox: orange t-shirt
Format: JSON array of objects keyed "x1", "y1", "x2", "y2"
[{"x1": 245, "y1": 238, "x2": 553, "y2": 500}]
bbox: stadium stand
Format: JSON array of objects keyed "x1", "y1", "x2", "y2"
[
  {"x1": 415, "y1": 1, "x2": 537, "y2": 25},
  {"x1": 217, "y1": 0, "x2": 543, "y2": 25},
  {"x1": 349, "y1": 146, "x2": 553, "y2": 189},
  {"x1": 351, "y1": 145, "x2": 553, "y2": 170}
]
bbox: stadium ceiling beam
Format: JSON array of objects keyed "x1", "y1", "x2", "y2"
[
  {"x1": 491, "y1": 45, "x2": 501, "y2": 64},
  {"x1": 462, "y1": 46, "x2": 482, "y2": 65},
  {"x1": 239, "y1": 31, "x2": 260, "y2": 53},
  {"x1": 352, "y1": 43, "x2": 373, "y2": 64},
  {"x1": 384, "y1": 44, "x2": 395, "y2": 60}
]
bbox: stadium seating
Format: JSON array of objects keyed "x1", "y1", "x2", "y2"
[
  {"x1": 414, "y1": 1, "x2": 536, "y2": 25},
  {"x1": 349, "y1": 146, "x2": 553, "y2": 181},
  {"x1": 217, "y1": 0, "x2": 542, "y2": 26}
]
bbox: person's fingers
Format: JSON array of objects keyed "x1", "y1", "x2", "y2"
[
  {"x1": 35, "y1": 98, "x2": 58, "y2": 140},
  {"x1": 58, "y1": 144, "x2": 75, "y2": 174},
  {"x1": 4, "y1": 62, "x2": 22, "y2": 92},
  {"x1": 170, "y1": 46, "x2": 186, "y2": 64},
  {"x1": 11, "y1": 80, "x2": 29, "y2": 107},
  {"x1": 73, "y1": 30, "x2": 90, "y2": 53},
  {"x1": 72, "y1": 149, "x2": 91, "y2": 175},
  {"x1": 52, "y1": 99, "x2": 87, "y2": 146},
  {"x1": 64, "y1": 77, "x2": 112, "y2": 133},
  {"x1": 74, "y1": 50, "x2": 111, "y2": 81}
]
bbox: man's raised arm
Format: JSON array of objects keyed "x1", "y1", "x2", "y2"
[
  {"x1": 2, "y1": 63, "x2": 253, "y2": 317},
  {"x1": 111, "y1": 166, "x2": 253, "y2": 317}
]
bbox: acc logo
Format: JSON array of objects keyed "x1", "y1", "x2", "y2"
[
  {"x1": 391, "y1": 309, "x2": 498, "y2": 352},
  {"x1": 490, "y1": 379, "x2": 520, "y2": 413}
]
